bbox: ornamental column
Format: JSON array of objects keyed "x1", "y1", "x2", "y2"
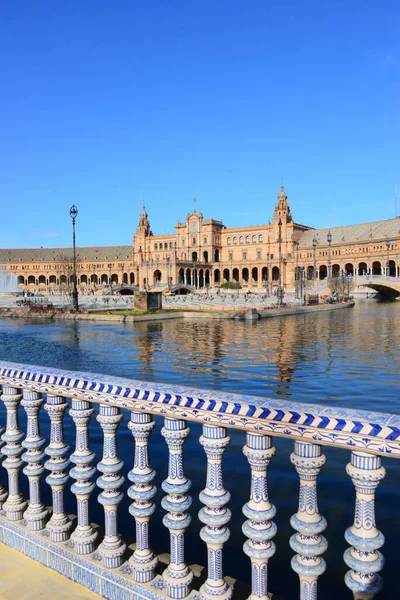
[
  {"x1": 97, "y1": 404, "x2": 126, "y2": 568},
  {"x1": 242, "y1": 433, "x2": 276, "y2": 600},
  {"x1": 21, "y1": 389, "x2": 48, "y2": 530},
  {"x1": 44, "y1": 394, "x2": 72, "y2": 542},
  {"x1": 70, "y1": 399, "x2": 97, "y2": 554},
  {"x1": 290, "y1": 441, "x2": 327, "y2": 600},
  {"x1": 344, "y1": 451, "x2": 385, "y2": 600},
  {"x1": 161, "y1": 417, "x2": 193, "y2": 598},
  {"x1": 199, "y1": 425, "x2": 232, "y2": 600},
  {"x1": 1, "y1": 386, "x2": 27, "y2": 520},
  {"x1": 128, "y1": 411, "x2": 157, "y2": 583}
]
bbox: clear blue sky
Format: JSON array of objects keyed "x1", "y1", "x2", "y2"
[{"x1": 1, "y1": 0, "x2": 399, "y2": 248}]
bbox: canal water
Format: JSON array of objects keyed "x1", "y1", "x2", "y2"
[{"x1": 0, "y1": 301, "x2": 399, "y2": 599}]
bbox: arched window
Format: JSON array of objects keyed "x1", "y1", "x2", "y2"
[
  {"x1": 239, "y1": 236, "x2": 243, "y2": 244},
  {"x1": 169, "y1": 242, "x2": 173, "y2": 249},
  {"x1": 182, "y1": 239, "x2": 185, "y2": 246},
  {"x1": 154, "y1": 243, "x2": 158, "y2": 250},
  {"x1": 227, "y1": 237, "x2": 231, "y2": 245},
  {"x1": 252, "y1": 235, "x2": 256, "y2": 243},
  {"x1": 233, "y1": 237, "x2": 237, "y2": 245},
  {"x1": 203, "y1": 236, "x2": 207, "y2": 244},
  {"x1": 164, "y1": 243, "x2": 168, "y2": 249},
  {"x1": 246, "y1": 235, "x2": 250, "y2": 244},
  {"x1": 259, "y1": 234, "x2": 263, "y2": 243}
]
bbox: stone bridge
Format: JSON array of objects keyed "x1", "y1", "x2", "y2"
[{"x1": 356, "y1": 275, "x2": 400, "y2": 298}]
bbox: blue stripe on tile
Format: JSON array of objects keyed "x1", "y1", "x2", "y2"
[
  {"x1": 208, "y1": 399, "x2": 216, "y2": 410},
  {"x1": 163, "y1": 394, "x2": 172, "y2": 404},
  {"x1": 289, "y1": 411, "x2": 301, "y2": 423},
  {"x1": 386, "y1": 427, "x2": 400, "y2": 441},
  {"x1": 319, "y1": 416, "x2": 330, "y2": 429},
  {"x1": 232, "y1": 403, "x2": 242, "y2": 415},
  {"x1": 334, "y1": 419, "x2": 346, "y2": 431},
  {"x1": 123, "y1": 388, "x2": 131, "y2": 397},
  {"x1": 259, "y1": 407, "x2": 271, "y2": 419},
  {"x1": 303, "y1": 414, "x2": 315, "y2": 426},
  {"x1": 351, "y1": 421, "x2": 363, "y2": 434},
  {"x1": 274, "y1": 410, "x2": 284, "y2": 421},
  {"x1": 143, "y1": 391, "x2": 149, "y2": 400},
  {"x1": 369, "y1": 424, "x2": 382, "y2": 436},
  {"x1": 220, "y1": 401, "x2": 228, "y2": 413},
  {"x1": 246, "y1": 405, "x2": 256, "y2": 417}
]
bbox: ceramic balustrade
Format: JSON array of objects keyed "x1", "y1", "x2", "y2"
[{"x1": 0, "y1": 361, "x2": 399, "y2": 600}]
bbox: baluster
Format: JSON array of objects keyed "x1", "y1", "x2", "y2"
[
  {"x1": 290, "y1": 441, "x2": 327, "y2": 600},
  {"x1": 161, "y1": 417, "x2": 193, "y2": 598},
  {"x1": 0, "y1": 387, "x2": 8, "y2": 509},
  {"x1": 44, "y1": 394, "x2": 72, "y2": 541},
  {"x1": 344, "y1": 451, "x2": 385, "y2": 600},
  {"x1": 1, "y1": 386, "x2": 26, "y2": 520},
  {"x1": 242, "y1": 433, "x2": 276, "y2": 600},
  {"x1": 70, "y1": 399, "x2": 97, "y2": 554},
  {"x1": 21, "y1": 390, "x2": 48, "y2": 530},
  {"x1": 128, "y1": 411, "x2": 157, "y2": 582},
  {"x1": 199, "y1": 425, "x2": 232, "y2": 600},
  {"x1": 97, "y1": 404, "x2": 126, "y2": 568}
]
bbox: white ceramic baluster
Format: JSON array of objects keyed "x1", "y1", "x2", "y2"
[
  {"x1": 1, "y1": 386, "x2": 27, "y2": 520},
  {"x1": 0, "y1": 387, "x2": 8, "y2": 509},
  {"x1": 21, "y1": 390, "x2": 48, "y2": 530},
  {"x1": 44, "y1": 394, "x2": 72, "y2": 541},
  {"x1": 70, "y1": 399, "x2": 97, "y2": 554},
  {"x1": 97, "y1": 404, "x2": 126, "y2": 568},
  {"x1": 344, "y1": 451, "x2": 385, "y2": 600},
  {"x1": 199, "y1": 425, "x2": 232, "y2": 600},
  {"x1": 290, "y1": 441, "x2": 327, "y2": 600},
  {"x1": 161, "y1": 417, "x2": 193, "y2": 599},
  {"x1": 242, "y1": 433, "x2": 276, "y2": 600},
  {"x1": 128, "y1": 411, "x2": 157, "y2": 582}
]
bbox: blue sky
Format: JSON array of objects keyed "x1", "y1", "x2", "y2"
[{"x1": 1, "y1": 0, "x2": 399, "y2": 248}]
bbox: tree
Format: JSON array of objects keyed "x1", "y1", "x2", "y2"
[{"x1": 54, "y1": 255, "x2": 81, "y2": 300}]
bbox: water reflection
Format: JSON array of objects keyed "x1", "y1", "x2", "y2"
[{"x1": 0, "y1": 302, "x2": 399, "y2": 599}]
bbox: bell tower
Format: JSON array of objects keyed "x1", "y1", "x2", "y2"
[
  {"x1": 273, "y1": 185, "x2": 292, "y2": 223},
  {"x1": 133, "y1": 203, "x2": 152, "y2": 260}
]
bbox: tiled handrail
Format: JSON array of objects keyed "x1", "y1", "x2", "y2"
[
  {"x1": 0, "y1": 360, "x2": 397, "y2": 600},
  {"x1": 0, "y1": 361, "x2": 399, "y2": 458}
]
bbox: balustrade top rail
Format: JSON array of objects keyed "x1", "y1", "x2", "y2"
[{"x1": 0, "y1": 360, "x2": 399, "y2": 458}]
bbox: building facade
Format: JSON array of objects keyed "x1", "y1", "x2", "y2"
[{"x1": 1, "y1": 186, "x2": 400, "y2": 293}]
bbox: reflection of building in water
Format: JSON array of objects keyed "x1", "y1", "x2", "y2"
[
  {"x1": 3, "y1": 186, "x2": 400, "y2": 292},
  {"x1": 134, "y1": 322, "x2": 164, "y2": 376}
]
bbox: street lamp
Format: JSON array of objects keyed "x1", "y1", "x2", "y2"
[
  {"x1": 312, "y1": 237, "x2": 317, "y2": 283},
  {"x1": 69, "y1": 205, "x2": 79, "y2": 310},
  {"x1": 108, "y1": 263, "x2": 113, "y2": 295},
  {"x1": 192, "y1": 257, "x2": 197, "y2": 289},
  {"x1": 277, "y1": 218, "x2": 284, "y2": 305},
  {"x1": 327, "y1": 230, "x2": 332, "y2": 279},
  {"x1": 386, "y1": 237, "x2": 391, "y2": 277},
  {"x1": 166, "y1": 257, "x2": 171, "y2": 289},
  {"x1": 299, "y1": 266, "x2": 305, "y2": 305},
  {"x1": 294, "y1": 241, "x2": 300, "y2": 299}
]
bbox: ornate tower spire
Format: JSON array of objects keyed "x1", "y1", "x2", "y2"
[
  {"x1": 137, "y1": 203, "x2": 151, "y2": 236},
  {"x1": 274, "y1": 185, "x2": 292, "y2": 222}
]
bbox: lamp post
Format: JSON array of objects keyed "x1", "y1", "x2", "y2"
[
  {"x1": 386, "y1": 237, "x2": 391, "y2": 277},
  {"x1": 108, "y1": 263, "x2": 113, "y2": 295},
  {"x1": 312, "y1": 237, "x2": 317, "y2": 285},
  {"x1": 193, "y1": 258, "x2": 197, "y2": 289},
  {"x1": 299, "y1": 266, "x2": 305, "y2": 306},
  {"x1": 327, "y1": 230, "x2": 332, "y2": 279},
  {"x1": 295, "y1": 241, "x2": 300, "y2": 299},
  {"x1": 166, "y1": 257, "x2": 171, "y2": 289},
  {"x1": 277, "y1": 218, "x2": 284, "y2": 305},
  {"x1": 69, "y1": 205, "x2": 79, "y2": 310}
]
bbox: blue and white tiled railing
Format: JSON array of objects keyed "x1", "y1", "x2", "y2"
[{"x1": 0, "y1": 361, "x2": 399, "y2": 600}]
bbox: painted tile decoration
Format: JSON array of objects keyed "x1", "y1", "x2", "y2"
[{"x1": 0, "y1": 361, "x2": 399, "y2": 458}]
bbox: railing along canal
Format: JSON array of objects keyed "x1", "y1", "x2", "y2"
[{"x1": 0, "y1": 361, "x2": 398, "y2": 600}]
